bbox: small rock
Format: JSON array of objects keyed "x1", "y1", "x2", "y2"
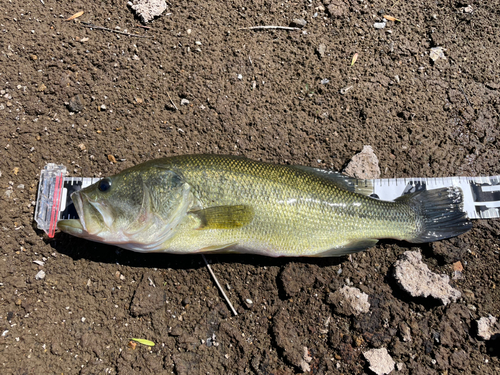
[
  {"x1": 78, "y1": 143, "x2": 86, "y2": 151},
  {"x1": 100, "y1": 104, "x2": 107, "y2": 110},
  {"x1": 180, "y1": 99, "x2": 190, "y2": 105},
  {"x1": 108, "y1": 154, "x2": 117, "y2": 163},
  {"x1": 459, "y1": 5, "x2": 473, "y2": 13},
  {"x1": 393, "y1": 251, "x2": 461, "y2": 305},
  {"x1": 363, "y1": 348, "x2": 395, "y2": 375},
  {"x1": 317, "y1": 43, "x2": 326, "y2": 58},
  {"x1": 130, "y1": 0, "x2": 167, "y2": 23},
  {"x1": 476, "y1": 315, "x2": 500, "y2": 340},
  {"x1": 374, "y1": 21, "x2": 387, "y2": 29},
  {"x1": 67, "y1": 94, "x2": 84, "y2": 112},
  {"x1": 300, "y1": 346, "x2": 312, "y2": 372},
  {"x1": 429, "y1": 47, "x2": 446, "y2": 62},
  {"x1": 327, "y1": 0, "x2": 347, "y2": 18},
  {"x1": 399, "y1": 321, "x2": 412, "y2": 342},
  {"x1": 343, "y1": 145, "x2": 380, "y2": 179},
  {"x1": 35, "y1": 270, "x2": 46, "y2": 280},
  {"x1": 327, "y1": 285, "x2": 370, "y2": 316},
  {"x1": 170, "y1": 325, "x2": 184, "y2": 336},
  {"x1": 291, "y1": 18, "x2": 307, "y2": 27},
  {"x1": 33, "y1": 260, "x2": 45, "y2": 266}
]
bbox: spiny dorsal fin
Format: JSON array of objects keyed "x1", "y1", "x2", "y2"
[
  {"x1": 193, "y1": 205, "x2": 255, "y2": 230},
  {"x1": 291, "y1": 165, "x2": 373, "y2": 196}
]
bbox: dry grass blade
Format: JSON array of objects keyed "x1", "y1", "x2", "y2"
[
  {"x1": 239, "y1": 26, "x2": 301, "y2": 31},
  {"x1": 383, "y1": 15, "x2": 401, "y2": 22},
  {"x1": 201, "y1": 254, "x2": 238, "y2": 316},
  {"x1": 66, "y1": 11, "x2": 84, "y2": 21},
  {"x1": 351, "y1": 53, "x2": 359, "y2": 66}
]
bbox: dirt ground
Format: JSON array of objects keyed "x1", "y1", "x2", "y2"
[{"x1": 1, "y1": 0, "x2": 500, "y2": 373}]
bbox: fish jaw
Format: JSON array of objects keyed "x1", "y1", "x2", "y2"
[
  {"x1": 57, "y1": 191, "x2": 107, "y2": 240},
  {"x1": 57, "y1": 218, "x2": 86, "y2": 236}
]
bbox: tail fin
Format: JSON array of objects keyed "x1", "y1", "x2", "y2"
[{"x1": 396, "y1": 187, "x2": 472, "y2": 243}]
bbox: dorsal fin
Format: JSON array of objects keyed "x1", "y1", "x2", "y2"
[{"x1": 291, "y1": 165, "x2": 373, "y2": 196}]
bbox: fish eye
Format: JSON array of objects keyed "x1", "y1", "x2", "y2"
[{"x1": 98, "y1": 178, "x2": 112, "y2": 192}]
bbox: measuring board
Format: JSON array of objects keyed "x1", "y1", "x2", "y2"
[{"x1": 35, "y1": 163, "x2": 500, "y2": 238}]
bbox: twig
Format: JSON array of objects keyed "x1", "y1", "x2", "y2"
[
  {"x1": 238, "y1": 26, "x2": 301, "y2": 31},
  {"x1": 166, "y1": 91, "x2": 178, "y2": 111},
  {"x1": 80, "y1": 22, "x2": 152, "y2": 38},
  {"x1": 458, "y1": 83, "x2": 472, "y2": 107},
  {"x1": 136, "y1": 24, "x2": 151, "y2": 29},
  {"x1": 201, "y1": 254, "x2": 238, "y2": 316}
]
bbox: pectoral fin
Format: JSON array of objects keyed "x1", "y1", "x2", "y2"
[
  {"x1": 192, "y1": 205, "x2": 254, "y2": 230},
  {"x1": 312, "y1": 239, "x2": 379, "y2": 257}
]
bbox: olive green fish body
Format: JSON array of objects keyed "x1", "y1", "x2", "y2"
[{"x1": 57, "y1": 154, "x2": 472, "y2": 257}]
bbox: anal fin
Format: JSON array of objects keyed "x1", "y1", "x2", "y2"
[
  {"x1": 197, "y1": 242, "x2": 239, "y2": 253},
  {"x1": 312, "y1": 239, "x2": 379, "y2": 257}
]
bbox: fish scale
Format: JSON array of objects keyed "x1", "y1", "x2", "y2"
[{"x1": 54, "y1": 154, "x2": 472, "y2": 257}]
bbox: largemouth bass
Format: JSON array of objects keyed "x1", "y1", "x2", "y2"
[{"x1": 57, "y1": 154, "x2": 472, "y2": 257}]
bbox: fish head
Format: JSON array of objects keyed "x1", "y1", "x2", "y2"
[{"x1": 57, "y1": 165, "x2": 193, "y2": 251}]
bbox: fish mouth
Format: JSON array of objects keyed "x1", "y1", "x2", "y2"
[{"x1": 57, "y1": 191, "x2": 88, "y2": 236}]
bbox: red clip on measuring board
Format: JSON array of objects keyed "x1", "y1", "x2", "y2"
[
  {"x1": 35, "y1": 163, "x2": 500, "y2": 237},
  {"x1": 48, "y1": 173, "x2": 64, "y2": 237},
  {"x1": 35, "y1": 164, "x2": 101, "y2": 238}
]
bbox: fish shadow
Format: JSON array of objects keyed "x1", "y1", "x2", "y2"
[{"x1": 48, "y1": 232, "x2": 345, "y2": 271}]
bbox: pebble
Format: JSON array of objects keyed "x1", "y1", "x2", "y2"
[
  {"x1": 393, "y1": 251, "x2": 461, "y2": 305},
  {"x1": 67, "y1": 94, "x2": 84, "y2": 112},
  {"x1": 327, "y1": 285, "x2": 370, "y2": 316},
  {"x1": 363, "y1": 348, "x2": 395, "y2": 375},
  {"x1": 35, "y1": 270, "x2": 46, "y2": 280},
  {"x1": 317, "y1": 43, "x2": 326, "y2": 58},
  {"x1": 343, "y1": 145, "x2": 380, "y2": 179},
  {"x1": 180, "y1": 99, "x2": 190, "y2": 105},
  {"x1": 33, "y1": 260, "x2": 45, "y2": 266},
  {"x1": 130, "y1": 0, "x2": 167, "y2": 23},
  {"x1": 476, "y1": 315, "x2": 500, "y2": 340},
  {"x1": 374, "y1": 21, "x2": 387, "y2": 29},
  {"x1": 291, "y1": 18, "x2": 307, "y2": 27},
  {"x1": 429, "y1": 46, "x2": 446, "y2": 62}
]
